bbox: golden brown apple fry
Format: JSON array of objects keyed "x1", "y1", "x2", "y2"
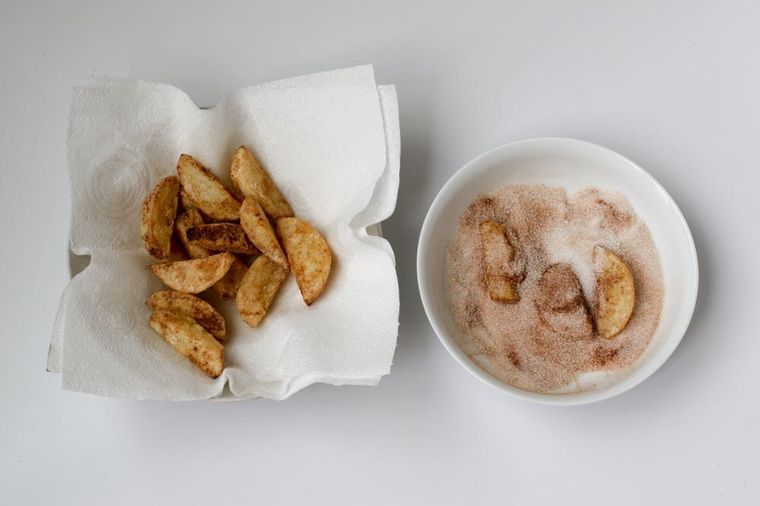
[
  {"x1": 479, "y1": 220, "x2": 522, "y2": 303},
  {"x1": 536, "y1": 264, "x2": 593, "y2": 340},
  {"x1": 141, "y1": 176, "x2": 180, "y2": 260},
  {"x1": 240, "y1": 197, "x2": 288, "y2": 269},
  {"x1": 593, "y1": 246, "x2": 636, "y2": 339},
  {"x1": 180, "y1": 189, "x2": 199, "y2": 212},
  {"x1": 276, "y1": 217, "x2": 331, "y2": 305},
  {"x1": 149, "y1": 252, "x2": 235, "y2": 294},
  {"x1": 176, "y1": 153, "x2": 240, "y2": 220},
  {"x1": 186, "y1": 223, "x2": 258, "y2": 255},
  {"x1": 149, "y1": 309, "x2": 224, "y2": 378},
  {"x1": 175, "y1": 208, "x2": 209, "y2": 259},
  {"x1": 211, "y1": 256, "x2": 249, "y2": 298},
  {"x1": 230, "y1": 146, "x2": 293, "y2": 219},
  {"x1": 236, "y1": 255, "x2": 288, "y2": 327},
  {"x1": 146, "y1": 290, "x2": 226, "y2": 341}
]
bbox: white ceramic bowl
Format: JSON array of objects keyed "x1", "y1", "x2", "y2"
[{"x1": 417, "y1": 138, "x2": 698, "y2": 405}]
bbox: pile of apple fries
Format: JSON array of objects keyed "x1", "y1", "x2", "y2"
[{"x1": 140, "y1": 147, "x2": 332, "y2": 377}]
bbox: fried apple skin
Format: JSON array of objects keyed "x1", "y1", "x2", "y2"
[
  {"x1": 230, "y1": 146, "x2": 293, "y2": 219},
  {"x1": 146, "y1": 290, "x2": 226, "y2": 341},
  {"x1": 149, "y1": 253, "x2": 235, "y2": 294},
  {"x1": 149, "y1": 309, "x2": 224, "y2": 378},
  {"x1": 141, "y1": 176, "x2": 180, "y2": 260},
  {"x1": 593, "y1": 246, "x2": 636, "y2": 339},
  {"x1": 177, "y1": 154, "x2": 240, "y2": 220},
  {"x1": 240, "y1": 197, "x2": 288, "y2": 269},
  {"x1": 276, "y1": 217, "x2": 332, "y2": 305},
  {"x1": 235, "y1": 255, "x2": 288, "y2": 327}
]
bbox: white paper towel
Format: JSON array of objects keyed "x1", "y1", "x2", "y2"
[{"x1": 49, "y1": 65, "x2": 400, "y2": 400}]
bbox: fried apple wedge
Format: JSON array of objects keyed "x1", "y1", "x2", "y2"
[
  {"x1": 149, "y1": 252, "x2": 235, "y2": 294},
  {"x1": 175, "y1": 208, "x2": 209, "y2": 259},
  {"x1": 141, "y1": 176, "x2": 180, "y2": 260},
  {"x1": 146, "y1": 290, "x2": 225, "y2": 341},
  {"x1": 236, "y1": 255, "x2": 288, "y2": 327},
  {"x1": 176, "y1": 153, "x2": 241, "y2": 220},
  {"x1": 149, "y1": 309, "x2": 224, "y2": 378},
  {"x1": 211, "y1": 255, "x2": 249, "y2": 298},
  {"x1": 593, "y1": 246, "x2": 636, "y2": 339},
  {"x1": 230, "y1": 146, "x2": 293, "y2": 219},
  {"x1": 180, "y1": 189, "x2": 199, "y2": 212},
  {"x1": 479, "y1": 220, "x2": 525, "y2": 303},
  {"x1": 186, "y1": 223, "x2": 258, "y2": 255},
  {"x1": 276, "y1": 217, "x2": 331, "y2": 305},
  {"x1": 240, "y1": 197, "x2": 288, "y2": 269},
  {"x1": 536, "y1": 264, "x2": 593, "y2": 340}
]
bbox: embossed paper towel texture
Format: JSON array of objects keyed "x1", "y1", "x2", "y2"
[{"x1": 50, "y1": 65, "x2": 400, "y2": 400}]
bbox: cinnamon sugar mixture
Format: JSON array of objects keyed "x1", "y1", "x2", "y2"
[{"x1": 447, "y1": 185, "x2": 663, "y2": 393}]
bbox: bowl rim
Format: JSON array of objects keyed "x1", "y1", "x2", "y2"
[{"x1": 416, "y1": 137, "x2": 699, "y2": 406}]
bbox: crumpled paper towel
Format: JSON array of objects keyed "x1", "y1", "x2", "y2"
[{"x1": 48, "y1": 65, "x2": 400, "y2": 400}]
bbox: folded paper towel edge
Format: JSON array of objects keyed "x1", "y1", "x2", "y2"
[{"x1": 76, "y1": 64, "x2": 379, "y2": 113}]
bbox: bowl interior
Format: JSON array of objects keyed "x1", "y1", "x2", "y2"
[{"x1": 418, "y1": 138, "x2": 698, "y2": 404}]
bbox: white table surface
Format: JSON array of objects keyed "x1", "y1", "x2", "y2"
[{"x1": 1, "y1": 1, "x2": 758, "y2": 504}]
